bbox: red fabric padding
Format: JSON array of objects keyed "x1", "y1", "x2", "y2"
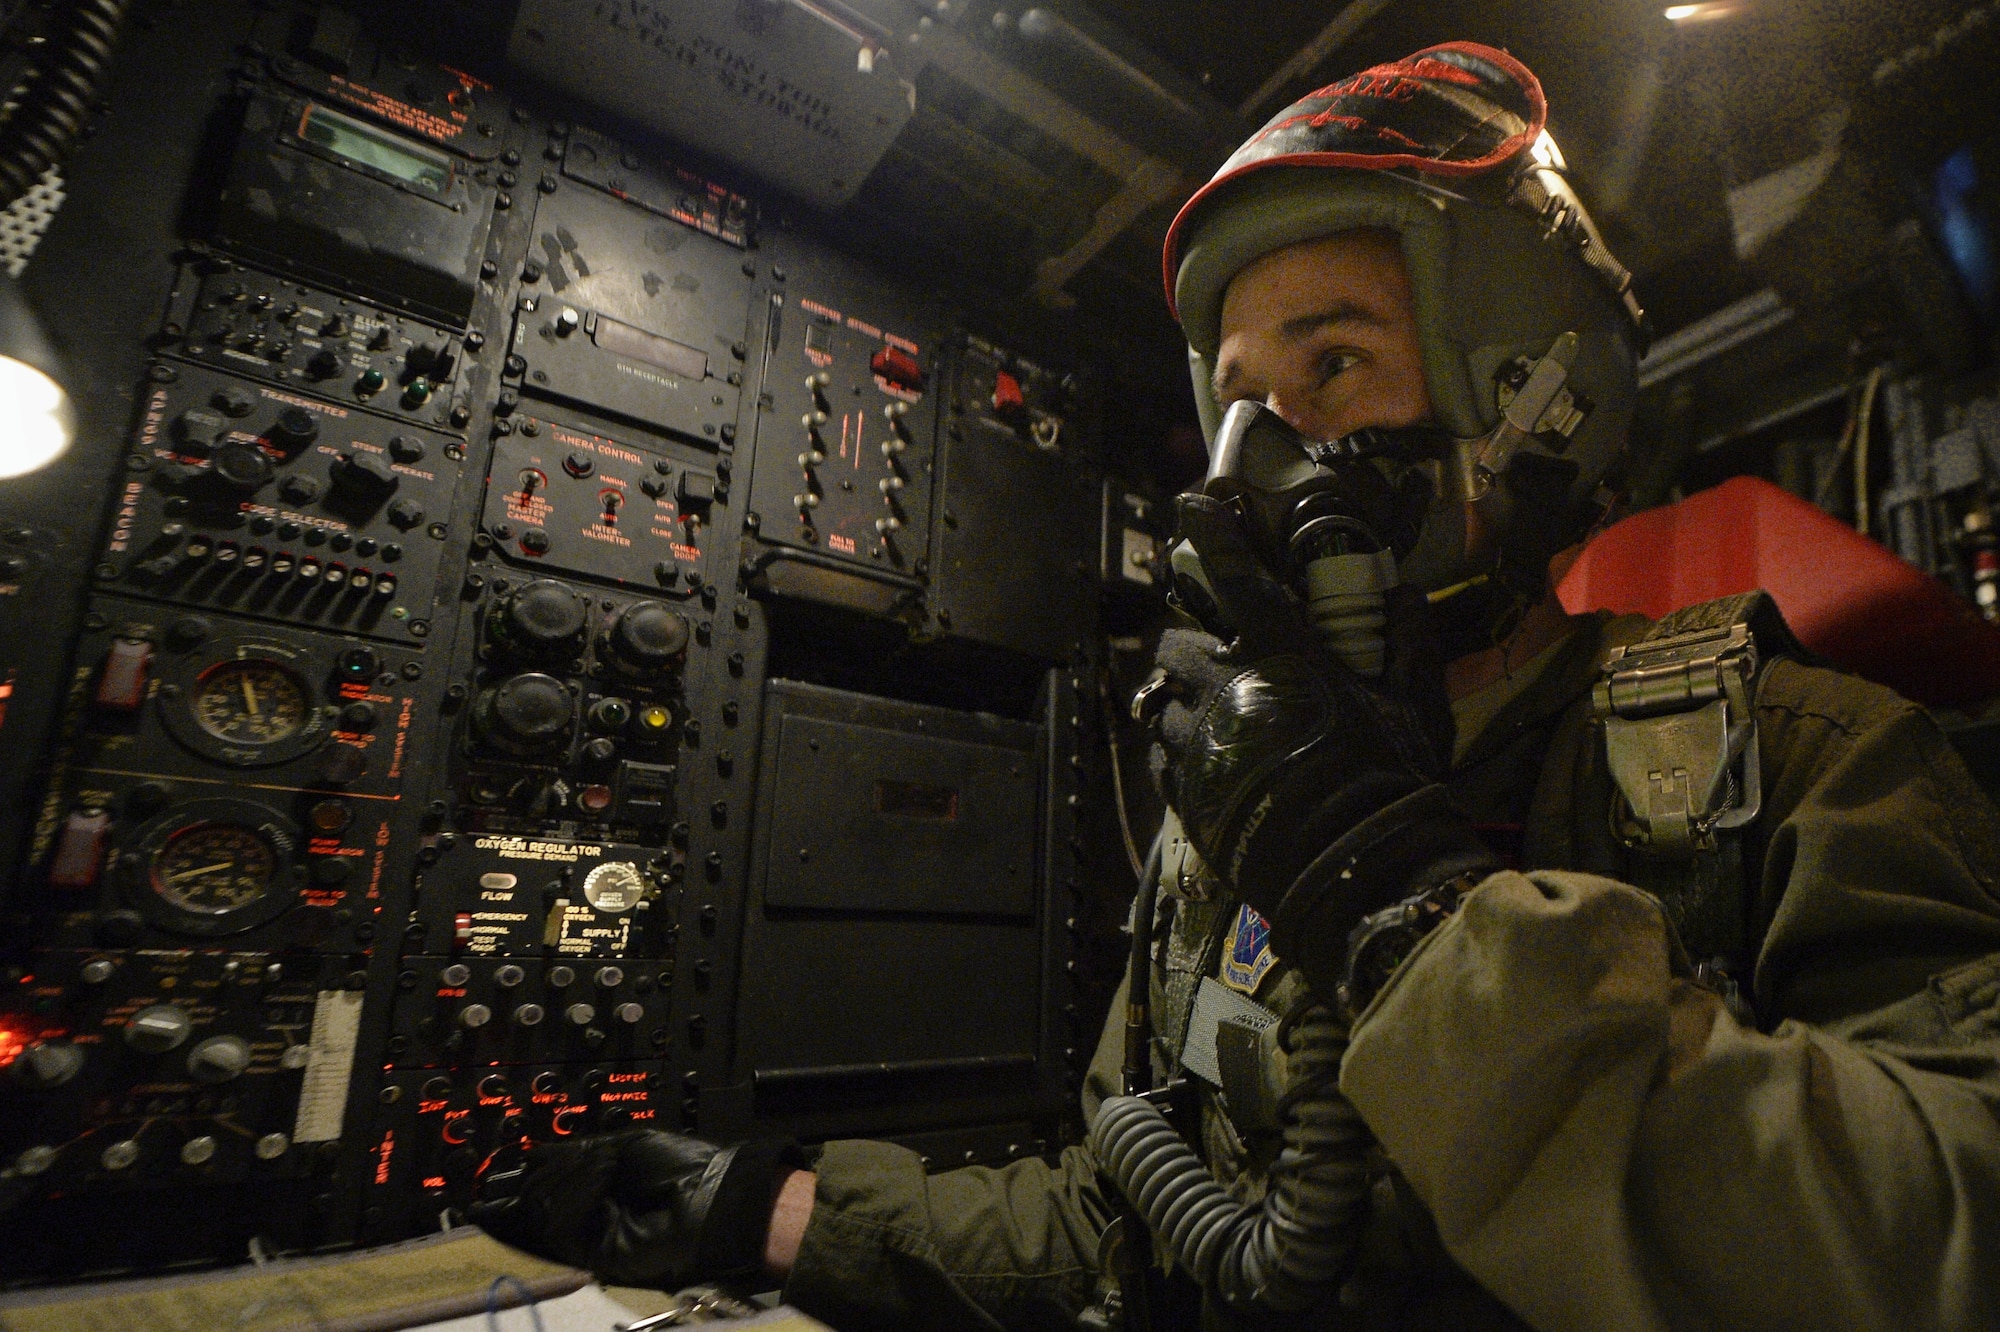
[{"x1": 1557, "y1": 475, "x2": 2000, "y2": 706}]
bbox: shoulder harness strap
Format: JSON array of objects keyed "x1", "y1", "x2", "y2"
[{"x1": 1592, "y1": 591, "x2": 1804, "y2": 860}]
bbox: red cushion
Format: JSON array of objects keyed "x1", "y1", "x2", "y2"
[{"x1": 1557, "y1": 475, "x2": 2000, "y2": 706}]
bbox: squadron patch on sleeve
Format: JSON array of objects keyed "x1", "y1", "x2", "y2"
[{"x1": 1220, "y1": 902, "x2": 1277, "y2": 995}]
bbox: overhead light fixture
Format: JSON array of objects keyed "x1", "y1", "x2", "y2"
[
  {"x1": 1664, "y1": 2, "x2": 1741, "y2": 21},
  {"x1": 0, "y1": 275, "x2": 75, "y2": 481}
]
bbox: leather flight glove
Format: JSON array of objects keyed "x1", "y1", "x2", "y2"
[
  {"x1": 1146, "y1": 491, "x2": 1497, "y2": 996},
  {"x1": 465, "y1": 1128, "x2": 804, "y2": 1288}
]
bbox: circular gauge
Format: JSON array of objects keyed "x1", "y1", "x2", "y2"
[
  {"x1": 125, "y1": 799, "x2": 303, "y2": 936},
  {"x1": 151, "y1": 822, "x2": 278, "y2": 915},
  {"x1": 581, "y1": 861, "x2": 646, "y2": 914},
  {"x1": 159, "y1": 638, "x2": 334, "y2": 767},
  {"x1": 193, "y1": 660, "x2": 310, "y2": 747}
]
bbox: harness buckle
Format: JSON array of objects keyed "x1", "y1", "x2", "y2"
[{"x1": 1595, "y1": 620, "x2": 1762, "y2": 858}]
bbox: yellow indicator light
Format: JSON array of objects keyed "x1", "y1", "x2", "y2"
[{"x1": 638, "y1": 705, "x2": 673, "y2": 733}]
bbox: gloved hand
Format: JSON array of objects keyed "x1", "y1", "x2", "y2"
[
  {"x1": 1147, "y1": 491, "x2": 1496, "y2": 994},
  {"x1": 465, "y1": 1128, "x2": 804, "y2": 1288}
]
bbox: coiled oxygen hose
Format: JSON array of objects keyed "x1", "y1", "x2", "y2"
[
  {"x1": 1090, "y1": 998, "x2": 1373, "y2": 1313},
  {"x1": 0, "y1": 0, "x2": 132, "y2": 209}
]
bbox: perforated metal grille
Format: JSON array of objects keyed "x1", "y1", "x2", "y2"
[{"x1": 0, "y1": 169, "x2": 65, "y2": 278}]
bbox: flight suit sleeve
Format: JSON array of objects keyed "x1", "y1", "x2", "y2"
[
  {"x1": 1336, "y1": 664, "x2": 2000, "y2": 1332},
  {"x1": 780, "y1": 979, "x2": 1129, "y2": 1330}
]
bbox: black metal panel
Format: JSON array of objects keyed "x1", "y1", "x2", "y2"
[
  {"x1": 101, "y1": 362, "x2": 461, "y2": 644},
  {"x1": 733, "y1": 680, "x2": 1047, "y2": 1093},
  {"x1": 0, "y1": 0, "x2": 1108, "y2": 1275},
  {"x1": 929, "y1": 338, "x2": 1101, "y2": 661},
  {"x1": 506, "y1": 179, "x2": 753, "y2": 443},
  {"x1": 162, "y1": 261, "x2": 471, "y2": 433},
  {"x1": 215, "y1": 89, "x2": 495, "y2": 325},
  {"x1": 743, "y1": 233, "x2": 948, "y2": 584},
  {"x1": 479, "y1": 416, "x2": 718, "y2": 592},
  {"x1": 762, "y1": 714, "x2": 1038, "y2": 918}
]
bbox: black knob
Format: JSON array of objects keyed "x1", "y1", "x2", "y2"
[
  {"x1": 477, "y1": 673, "x2": 574, "y2": 751},
  {"x1": 606, "y1": 601, "x2": 689, "y2": 671},
  {"x1": 307, "y1": 348, "x2": 343, "y2": 379},
  {"x1": 317, "y1": 748, "x2": 367, "y2": 787},
  {"x1": 279, "y1": 474, "x2": 323, "y2": 505},
  {"x1": 388, "y1": 435, "x2": 426, "y2": 464},
  {"x1": 330, "y1": 452, "x2": 400, "y2": 505},
  {"x1": 173, "y1": 408, "x2": 228, "y2": 452},
  {"x1": 496, "y1": 579, "x2": 587, "y2": 657},
  {"x1": 213, "y1": 386, "x2": 256, "y2": 416},
  {"x1": 13, "y1": 1041, "x2": 84, "y2": 1089},
  {"x1": 339, "y1": 701, "x2": 379, "y2": 731},
  {"x1": 208, "y1": 440, "x2": 273, "y2": 495},
  {"x1": 386, "y1": 498, "x2": 425, "y2": 529},
  {"x1": 269, "y1": 407, "x2": 320, "y2": 451}
]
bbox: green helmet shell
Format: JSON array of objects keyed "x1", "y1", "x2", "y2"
[{"x1": 1167, "y1": 45, "x2": 1645, "y2": 521}]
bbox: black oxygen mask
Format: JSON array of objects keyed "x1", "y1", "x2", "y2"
[{"x1": 1166, "y1": 400, "x2": 1437, "y2": 675}]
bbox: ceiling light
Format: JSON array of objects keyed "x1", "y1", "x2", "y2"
[
  {"x1": 1665, "y1": 2, "x2": 1741, "y2": 21},
  {"x1": 0, "y1": 275, "x2": 75, "y2": 481}
]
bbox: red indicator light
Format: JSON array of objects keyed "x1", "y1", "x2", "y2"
[{"x1": 0, "y1": 1026, "x2": 27, "y2": 1069}]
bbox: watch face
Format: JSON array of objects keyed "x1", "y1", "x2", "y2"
[
  {"x1": 193, "y1": 660, "x2": 311, "y2": 748},
  {"x1": 150, "y1": 821, "x2": 280, "y2": 916}
]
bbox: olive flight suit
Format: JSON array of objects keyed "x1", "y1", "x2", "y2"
[{"x1": 782, "y1": 610, "x2": 2000, "y2": 1331}]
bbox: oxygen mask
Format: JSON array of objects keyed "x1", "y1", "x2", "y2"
[{"x1": 1167, "y1": 400, "x2": 1439, "y2": 677}]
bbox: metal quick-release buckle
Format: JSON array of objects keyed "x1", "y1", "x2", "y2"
[{"x1": 1594, "y1": 621, "x2": 1762, "y2": 859}]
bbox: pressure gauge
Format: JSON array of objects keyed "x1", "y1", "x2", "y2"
[
  {"x1": 159, "y1": 637, "x2": 334, "y2": 766},
  {"x1": 151, "y1": 822, "x2": 280, "y2": 916},
  {"x1": 193, "y1": 660, "x2": 311, "y2": 747},
  {"x1": 581, "y1": 861, "x2": 646, "y2": 914},
  {"x1": 125, "y1": 799, "x2": 303, "y2": 935}
]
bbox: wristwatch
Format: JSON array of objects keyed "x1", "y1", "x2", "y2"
[{"x1": 1336, "y1": 873, "x2": 1481, "y2": 1018}]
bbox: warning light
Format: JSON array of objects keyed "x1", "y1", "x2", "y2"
[{"x1": 0, "y1": 1025, "x2": 28, "y2": 1069}]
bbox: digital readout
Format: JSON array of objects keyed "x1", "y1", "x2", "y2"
[{"x1": 300, "y1": 103, "x2": 452, "y2": 193}]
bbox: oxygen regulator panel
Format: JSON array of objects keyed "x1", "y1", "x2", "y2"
[{"x1": 0, "y1": 1, "x2": 1103, "y2": 1275}]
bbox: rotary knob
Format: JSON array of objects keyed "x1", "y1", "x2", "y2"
[
  {"x1": 186, "y1": 1034, "x2": 252, "y2": 1084},
  {"x1": 12, "y1": 1041, "x2": 84, "y2": 1089},
  {"x1": 124, "y1": 1004, "x2": 193, "y2": 1053},
  {"x1": 208, "y1": 441, "x2": 273, "y2": 495},
  {"x1": 606, "y1": 601, "x2": 689, "y2": 672},
  {"x1": 330, "y1": 451, "x2": 400, "y2": 505},
  {"x1": 495, "y1": 579, "x2": 588, "y2": 658},
  {"x1": 268, "y1": 407, "x2": 320, "y2": 452},
  {"x1": 476, "y1": 673, "x2": 575, "y2": 752}
]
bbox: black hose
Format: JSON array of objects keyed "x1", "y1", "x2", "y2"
[
  {"x1": 1091, "y1": 997, "x2": 1372, "y2": 1312},
  {"x1": 0, "y1": 0, "x2": 132, "y2": 210}
]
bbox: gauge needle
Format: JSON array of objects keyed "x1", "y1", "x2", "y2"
[
  {"x1": 169, "y1": 861, "x2": 236, "y2": 881},
  {"x1": 241, "y1": 674, "x2": 261, "y2": 717}
]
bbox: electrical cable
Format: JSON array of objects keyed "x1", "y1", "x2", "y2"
[
  {"x1": 1102, "y1": 674, "x2": 1147, "y2": 881},
  {"x1": 0, "y1": 0, "x2": 131, "y2": 211},
  {"x1": 1854, "y1": 365, "x2": 1884, "y2": 536}
]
